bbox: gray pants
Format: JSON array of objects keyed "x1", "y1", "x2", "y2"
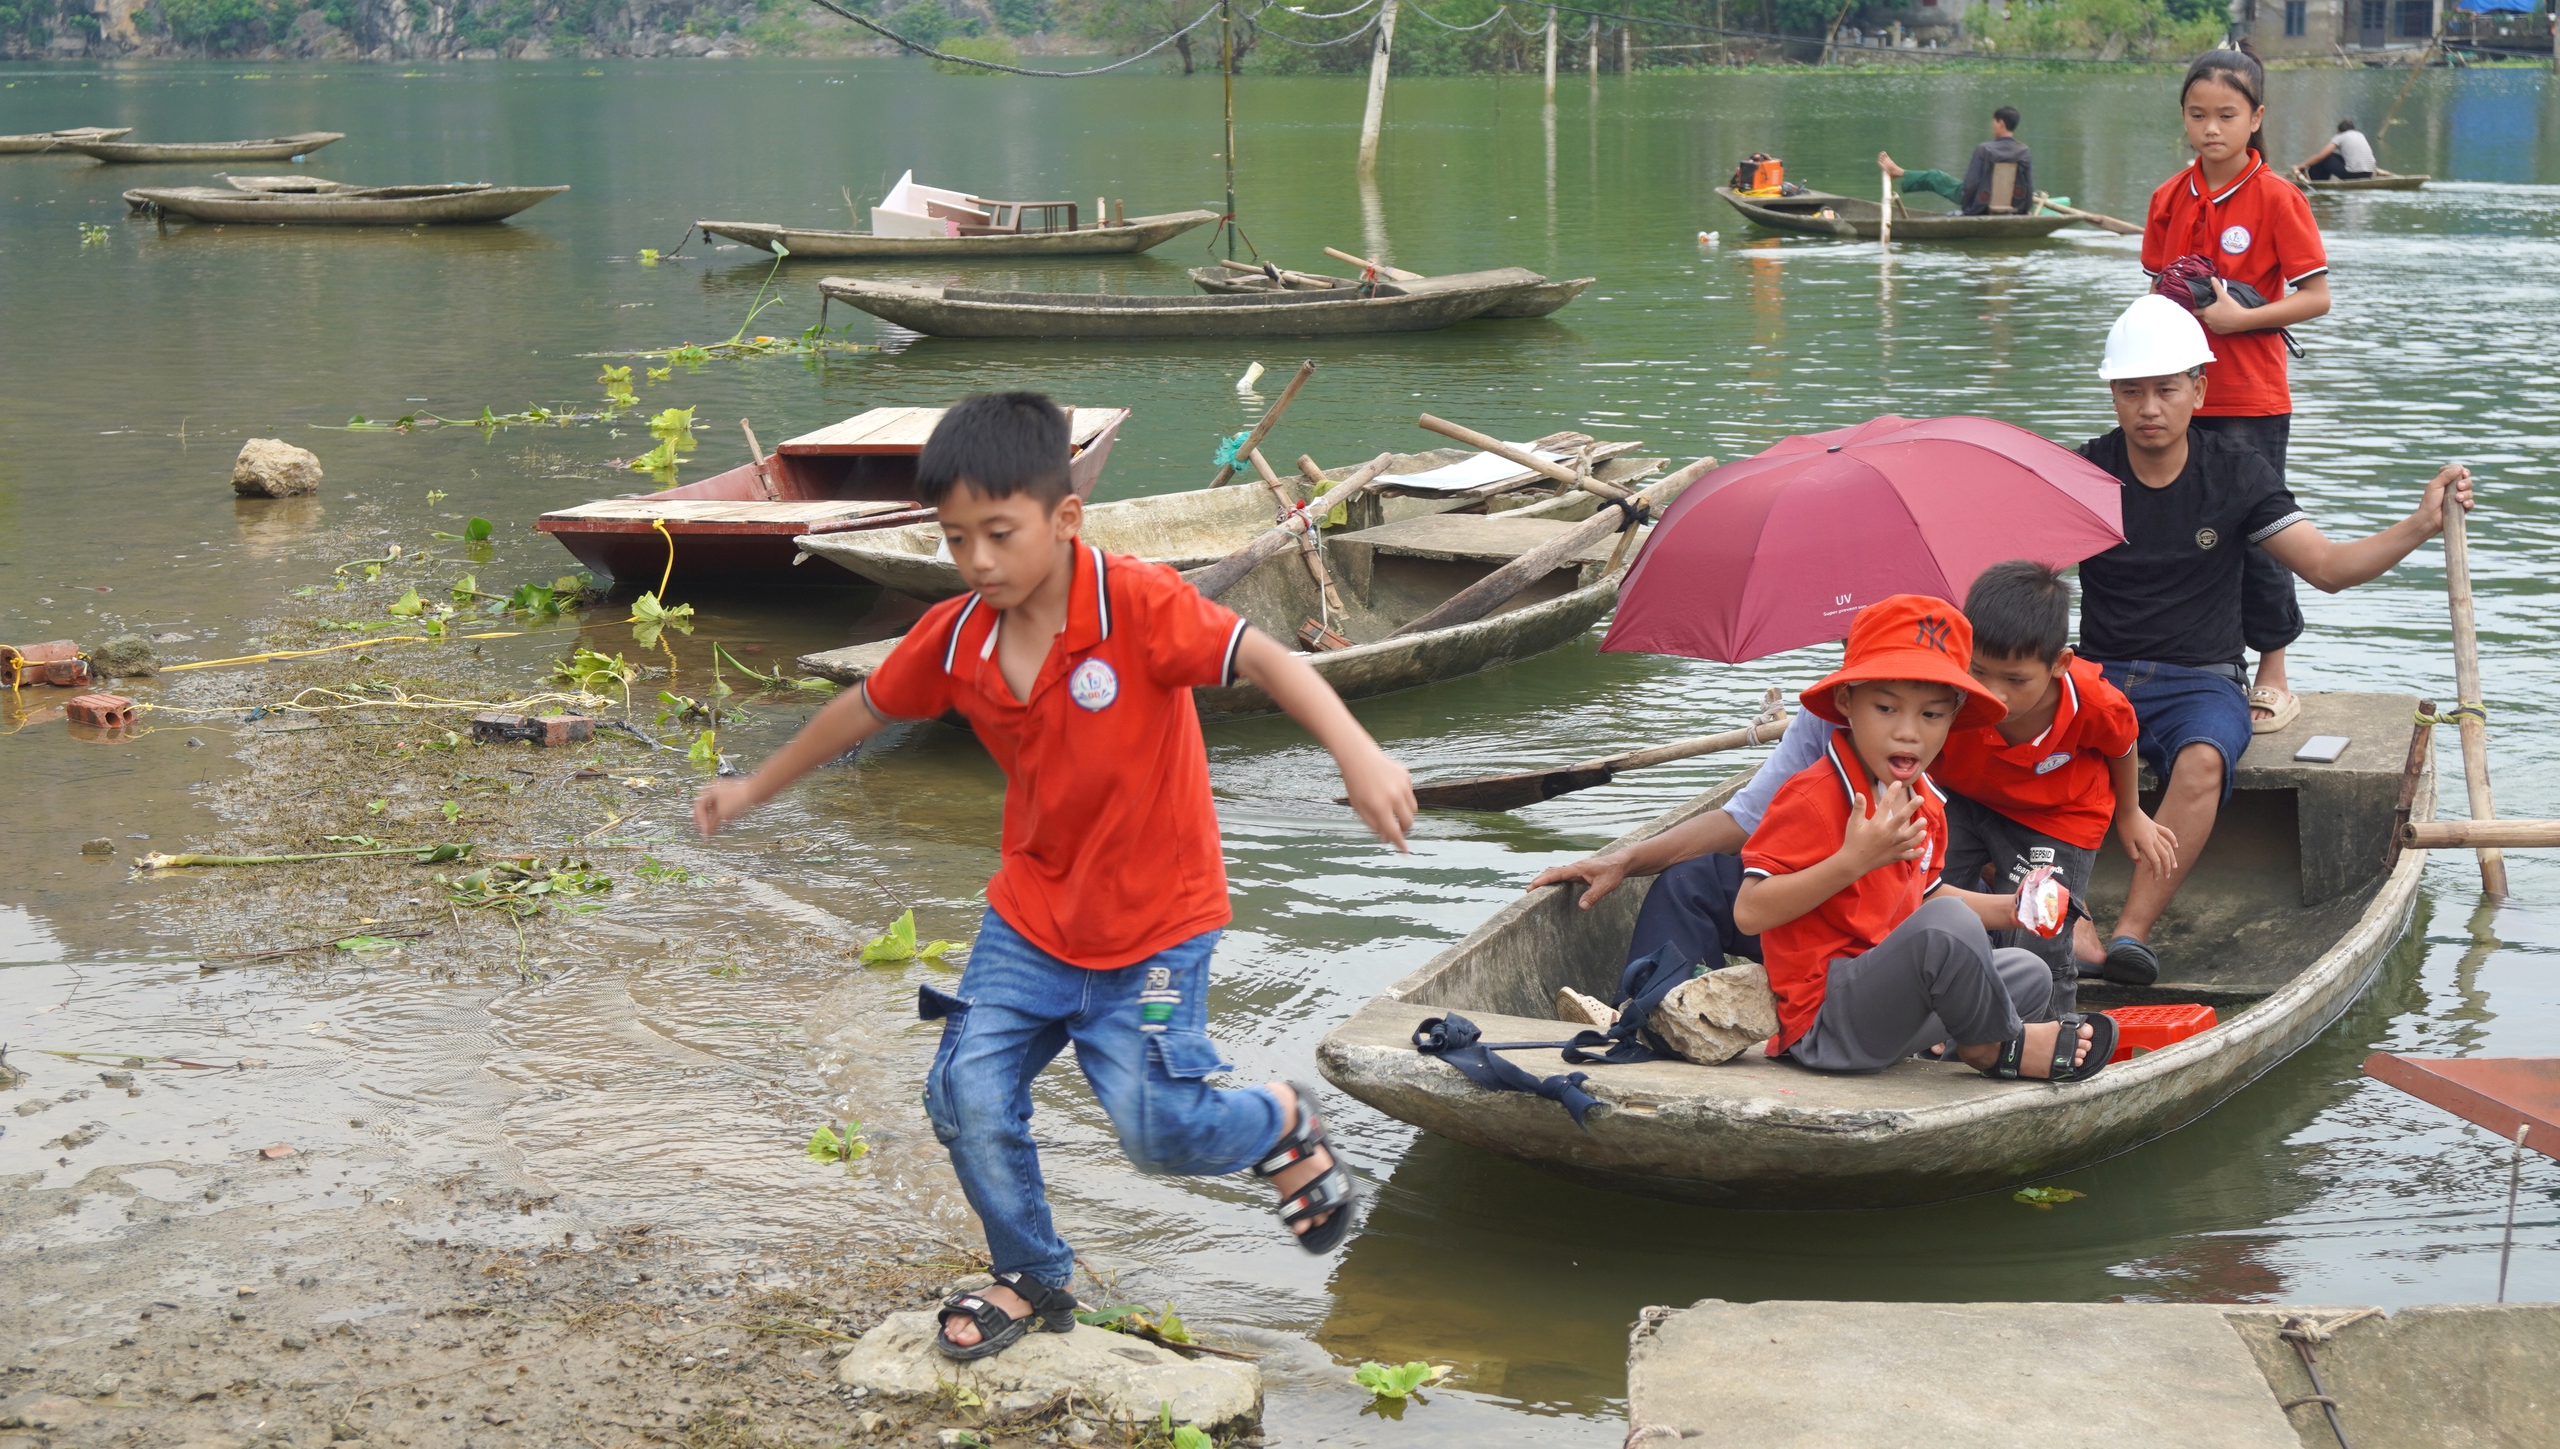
[
  {"x1": 1787, "y1": 896, "x2": 2057, "y2": 1074},
  {"x1": 1940, "y1": 792, "x2": 2093, "y2": 1007}
]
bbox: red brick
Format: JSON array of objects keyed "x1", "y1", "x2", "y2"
[{"x1": 67, "y1": 694, "x2": 137, "y2": 729}]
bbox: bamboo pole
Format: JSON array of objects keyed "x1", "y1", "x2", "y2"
[
  {"x1": 1250, "y1": 448, "x2": 1347, "y2": 616},
  {"x1": 2387, "y1": 699, "x2": 2435, "y2": 872},
  {"x1": 1357, "y1": 0, "x2": 1400, "y2": 175},
  {"x1": 2402, "y1": 819, "x2": 2560, "y2": 851},
  {"x1": 1221, "y1": 0, "x2": 1237, "y2": 260},
  {"x1": 1385, "y1": 462, "x2": 1707, "y2": 639},
  {"x1": 1415, "y1": 413, "x2": 1630, "y2": 501},
  {"x1": 1879, "y1": 163, "x2": 1892, "y2": 248},
  {"x1": 1323, "y1": 245, "x2": 1422, "y2": 281},
  {"x1": 1543, "y1": 5, "x2": 1557, "y2": 100},
  {"x1": 1190, "y1": 454, "x2": 1394, "y2": 601},
  {"x1": 2442, "y1": 494, "x2": 2508, "y2": 894},
  {"x1": 1209, "y1": 360, "x2": 1315, "y2": 488}
]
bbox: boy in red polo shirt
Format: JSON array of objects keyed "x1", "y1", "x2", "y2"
[
  {"x1": 693, "y1": 393, "x2": 1416, "y2": 1362},
  {"x1": 1929, "y1": 561, "x2": 2176, "y2": 1004},
  {"x1": 1733, "y1": 595, "x2": 2113, "y2": 1082}
]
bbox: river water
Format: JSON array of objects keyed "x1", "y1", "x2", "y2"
[{"x1": 4, "y1": 57, "x2": 2557, "y2": 1443}]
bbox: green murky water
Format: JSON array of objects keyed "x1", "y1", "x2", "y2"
[{"x1": 3, "y1": 57, "x2": 2556, "y2": 1443}]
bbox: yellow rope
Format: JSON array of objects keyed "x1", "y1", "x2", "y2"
[
  {"x1": 2416, "y1": 703, "x2": 2487, "y2": 726},
  {"x1": 652, "y1": 518, "x2": 675, "y2": 601},
  {"x1": 161, "y1": 631, "x2": 523, "y2": 673}
]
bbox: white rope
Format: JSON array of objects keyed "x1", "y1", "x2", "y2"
[{"x1": 799, "y1": 0, "x2": 1224, "y2": 74}]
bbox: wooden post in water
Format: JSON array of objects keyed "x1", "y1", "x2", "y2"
[
  {"x1": 1543, "y1": 6, "x2": 1557, "y2": 100},
  {"x1": 1879, "y1": 164, "x2": 1892, "y2": 248},
  {"x1": 1587, "y1": 14, "x2": 1599, "y2": 79},
  {"x1": 2442, "y1": 493, "x2": 2507, "y2": 896},
  {"x1": 1356, "y1": 0, "x2": 1400, "y2": 175},
  {"x1": 1221, "y1": 0, "x2": 1237, "y2": 260}
]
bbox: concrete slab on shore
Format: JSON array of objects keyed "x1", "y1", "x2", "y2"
[{"x1": 1626, "y1": 1299, "x2": 2560, "y2": 1449}]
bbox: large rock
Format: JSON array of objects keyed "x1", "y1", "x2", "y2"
[
  {"x1": 231, "y1": 439, "x2": 322, "y2": 498},
  {"x1": 837, "y1": 1311, "x2": 1259, "y2": 1432},
  {"x1": 91, "y1": 634, "x2": 157, "y2": 679},
  {"x1": 1645, "y1": 962, "x2": 1779, "y2": 1065}
]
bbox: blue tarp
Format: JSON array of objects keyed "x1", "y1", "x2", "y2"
[{"x1": 2457, "y1": 0, "x2": 2535, "y2": 13}]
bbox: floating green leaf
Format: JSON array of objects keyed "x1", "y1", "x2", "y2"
[
  {"x1": 386, "y1": 588, "x2": 425, "y2": 617},
  {"x1": 450, "y1": 573, "x2": 479, "y2": 603},
  {"x1": 598, "y1": 364, "x2": 637, "y2": 408},
  {"x1": 441, "y1": 856, "x2": 611, "y2": 916},
  {"x1": 637, "y1": 248, "x2": 660, "y2": 266},
  {"x1": 806, "y1": 1121, "x2": 868, "y2": 1163},
  {"x1": 1353, "y1": 1361, "x2": 1448, "y2": 1400},
  {"x1": 333, "y1": 935, "x2": 400, "y2": 953},
  {"x1": 554, "y1": 646, "x2": 636, "y2": 695},
  {"x1": 424, "y1": 489, "x2": 447, "y2": 504},
  {"x1": 858, "y1": 909, "x2": 957, "y2": 967},
  {"x1": 629, "y1": 590, "x2": 695, "y2": 648},
  {"x1": 440, "y1": 800, "x2": 462, "y2": 824},
  {"x1": 687, "y1": 728, "x2": 718, "y2": 766},
  {"x1": 464, "y1": 516, "x2": 494, "y2": 543},
  {"x1": 365, "y1": 798, "x2": 386, "y2": 816},
  {"x1": 635, "y1": 856, "x2": 694, "y2": 885},
  {"x1": 2013, "y1": 1185, "x2": 2086, "y2": 1209}
]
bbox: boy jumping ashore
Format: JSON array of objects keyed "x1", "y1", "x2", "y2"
[{"x1": 695, "y1": 393, "x2": 1417, "y2": 1361}]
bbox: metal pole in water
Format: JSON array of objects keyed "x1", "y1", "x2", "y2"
[
  {"x1": 1357, "y1": 0, "x2": 1399, "y2": 175},
  {"x1": 1222, "y1": 0, "x2": 1237, "y2": 260},
  {"x1": 2497, "y1": 1122, "x2": 2529, "y2": 1302}
]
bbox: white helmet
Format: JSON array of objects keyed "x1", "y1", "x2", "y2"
[{"x1": 2098, "y1": 293, "x2": 2217, "y2": 381}]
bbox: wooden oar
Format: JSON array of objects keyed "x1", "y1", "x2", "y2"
[
  {"x1": 1323, "y1": 246, "x2": 1423, "y2": 281},
  {"x1": 1416, "y1": 414, "x2": 1632, "y2": 503},
  {"x1": 1410, "y1": 710, "x2": 1798, "y2": 811},
  {"x1": 1384, "y1": 460, "x2": 1709, "y2": 639},
  {"x1": 2032, "y1": 193, "x2": 2141, "y2": 236},
  {"x1": 1209, "y1": 360, "x2": 1315, "y2": 489},
  {"x1": 1219, "y1": 257, "x2": 1344, "y2": 288},
  {"x1": 2441, "y1": 491, "x2": 2507, "y2": 895},
  {"x1": 1188, "y1": 453, "x2": 1392, "y2": 601}
]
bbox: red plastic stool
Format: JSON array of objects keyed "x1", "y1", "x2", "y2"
[{"x1": 2100, "y1": 1003, "x2": 2216, "y2": 1063}]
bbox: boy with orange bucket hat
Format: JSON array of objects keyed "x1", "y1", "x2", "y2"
[{"x1": 1733, "y1": 595, "x2": 2115, "y2": 1082}]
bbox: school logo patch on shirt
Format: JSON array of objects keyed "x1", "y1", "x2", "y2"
[
  {"x1": 2035, "y1": 752, "x2": 2073, "y2": 776},
  {"x1": 1068, "y1": 657, "x2": 1118, "y2": 711},
  {"x1": 2220, "y1": 224, "x2": 2253, "y2": 255},
  {"x1": 2196, "y1": 527, "x2": 2221, "y2": 550}
]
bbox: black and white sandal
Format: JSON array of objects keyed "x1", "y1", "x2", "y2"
[
  {"x1": 1253, "y1": 1080, "x2": 1358, "y2": 1255},
  {"x1": 1977, "y1": 1012, "x2": 2117, "y2": 1085},
  {"x1": 934, "y1": 1271, "x2": 1077, "y2": 1362}
]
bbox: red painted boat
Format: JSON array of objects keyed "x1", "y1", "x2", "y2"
[{"x1": 536, "y1": 405, "x2": 1129, "y2": 590}]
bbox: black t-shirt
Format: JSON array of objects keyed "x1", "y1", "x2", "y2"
[{"x1": 2075, "y1": 427, "x2": 2309, "y2": 668}]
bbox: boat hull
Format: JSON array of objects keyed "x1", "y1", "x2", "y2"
[
  {"x1": 818, "y1": 270, "x2": 1546, "y2": 340},
  {"x1": 696, "y1": 209, "x2": 1218, "y2": 258},
  {"x1": 0, "y1": 127, "x2": 131, "y2": 153},
  {"x1": 798, "y1": 483, "x2": 1288, "y2": 601},
  {"x1": 1190, "y1": 267, "x2": 1594, "y2": 319},
  {"x1": 1716, "y1": 186, "x2": 2078, "y2": 241},
  {"x1": 2299, "y1": 173, "x2": 2429, "y2": 192},
  {"x1": 1318, "y1": 692, "x2": 2431, "y2": 1207},
  {"x1": 123, "y1": 184, "x2": 567, "y2": 225},
  {"x1": 66, "y1": 132, "x2": 345, "y2": 163}
]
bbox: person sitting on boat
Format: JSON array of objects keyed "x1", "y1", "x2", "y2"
[
  {"x1": 1877, "y1": 106, "x2": 2033, "y2": 216},
  {"x1": 2072, "y1": 295, "x2": 2473, "y2": 987},
  {"x1": 1929, "y1": 560, "x2": 2174, "y2": 1009},
  {"x1": 691, "y1": 392, "x2": 1417, "y2": 1361},
  {"x1": 1731, "y1": 595, "x2": 2110, "y2": 1081},
  {"x1": 2295, "y1": 119, "x2": 2377, "y2": 183}
]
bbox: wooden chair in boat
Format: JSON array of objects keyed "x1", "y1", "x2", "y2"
[{"x1": 961, "y1": 200, "x2": 1081, "y2": 236}]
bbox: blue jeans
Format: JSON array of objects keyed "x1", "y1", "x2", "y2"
[
  {"x1": 920, "y1": 909, "x2": 1285, "y2": 1288},
  {"x1": 2098, "y1": 659, "x2": 2252, "y2": 805}
]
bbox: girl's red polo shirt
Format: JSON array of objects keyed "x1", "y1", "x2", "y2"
[
  {"x1": 1926, "y1": 659, "x2": 2137, "y2": 850},
  {"x1": 863, "y1": 543, "x2": 1251, "y2": 970},
  {"x1": 1740, "y1": 731, "x2": 1950, "y2": 1056},
  {"x1": 2141, "y1": 151, "x2": 2328, "y2": 419}
]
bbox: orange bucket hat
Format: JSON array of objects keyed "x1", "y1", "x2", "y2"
[{"x1": 1800, "y1": 594, "x2": 2007, "y2": 732}]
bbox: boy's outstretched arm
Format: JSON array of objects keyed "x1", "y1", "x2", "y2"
[
  {"x1": 1233, "y1": 628, "x2": 1415, "y2": 852},
  {"x1": 2107, "y1": 749, "x2": 2179, "y2": 878},
  {"x1": 693, "y1": 685, "x2": 894, "y2": 838}
]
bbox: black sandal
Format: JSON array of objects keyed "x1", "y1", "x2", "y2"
[
  {"x1": 1978, "y1": 1012, "x2": 2118, "y2": 1084},
  {"x1": 1253, "y1": 1080, "x2": 1358, "y2": 1255},
  {"x1": 934, "y1": 1271, "x2": 1077, "y2": 1362},
  {"x1": 2099, "y1": 935, "x2": 2160, "y2": 987}
]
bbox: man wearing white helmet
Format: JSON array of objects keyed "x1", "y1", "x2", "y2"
[{"x1": 2071, "y1": 294, "x2": 2472, "y2": 985}]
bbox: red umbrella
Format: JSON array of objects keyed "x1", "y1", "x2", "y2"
[{"x1": 1602, "y1": 414, "x2": 2124, "y2": 664}]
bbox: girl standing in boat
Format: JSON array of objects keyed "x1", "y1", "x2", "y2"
[{"x1": 2142, "y1": 41, "x2": 2330, "y2": 736}]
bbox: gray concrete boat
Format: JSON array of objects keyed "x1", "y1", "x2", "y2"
[
  {"x1": 0, "y1": 126, "x2": 131, "y2": 154},
  {"x1": 817, "y1": 268, "x2": 1548, "y2": 340},
  {"x1": 696, "y1": 209, "x2": 1217, "y2": 259},
  {"x1": 1317, "y1": 691, "x2": 2430, "y2": 1207},
  {"x1": 1188, "y1": 264, "x2": 1595, "y2": 319},
  {"x1": 64, "y1": 131, "x2": 343, "y2": 163},
  {"x1": 124, "y1": 180, "x2": 565, "y2": 225},
  {"x1": 796, "y1": 457, "x2": 1686, "y2": 721},
  {"x1": 123, "y1": 181, "x2": 567, "y2": 225},
  {"x1": 1717, "y1": 185, "x2": 2079, "y2": 241}
]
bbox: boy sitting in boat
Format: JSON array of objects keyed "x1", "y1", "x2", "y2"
[
  {"x1": 692, "y1": 392, "x2": 1417, "y2": 1360},
  {"x1": 1730, "y1": 594, "x2": 2112, "y2": 1082},
  {"x1": 1929, "y1": 560, "x2": 2176, "y2": 1007}
]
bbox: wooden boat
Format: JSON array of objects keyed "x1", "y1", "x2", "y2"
[
  {"x1": 798, "y1": 440, "x2": 1663, "y2": 602},
  {"x1": 63, "y1": 131, "x2": 344, "y2": 163},
  {"x1": 536, "y1": 405, "x2": 1127, "y2": 590},
  {"x1": 0, "y1": 127, "x2": 131, "y2": 153},
  {"x1": 1715, "y1": 186, "x2": 2078, "y2": 241},
  {"x1": 697, "y1": 210, "x2": 1219, "y2": 260},
  {"x1": 796, "y1": 454, "x2": 1686, "y2": 720},
  {"x1": 123, "y1": 181, "x2": 567, "y2": 225},
  {"x1": 2294, "y1": 169, "x2": 2430, "y2": 192},
  {"x1": 1188, "y1": 264, "x2": 1595, "y2": 320},
  {"x1": 819, "y1": 269, "x2": 1548, "y2": 341},
  {"x1": 1315, "y1": 691, "x2": 2430, "y2": 1208}
]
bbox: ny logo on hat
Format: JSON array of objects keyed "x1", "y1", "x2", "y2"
[{"x1": 1912, "y1": 614, "x2": 1955, "y2": 657}]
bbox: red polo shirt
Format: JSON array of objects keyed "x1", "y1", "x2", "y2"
[
  {"x1": 1927, "y1": 658, "x2": 2137, "y2": 850},
  {"x1": 2142, "y1": 151, "x2": 2328, "y2": 418},
  {"x1": 1740, "y1": 731, "x2": 1950, "y2": 1056},
  {"x1": 863, "y1": 542, "x2": 1251, "y2": 969}
]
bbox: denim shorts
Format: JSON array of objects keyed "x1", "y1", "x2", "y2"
[{"x1": 2096, "y1": 659, "x2": 2252, "y2": 804}]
